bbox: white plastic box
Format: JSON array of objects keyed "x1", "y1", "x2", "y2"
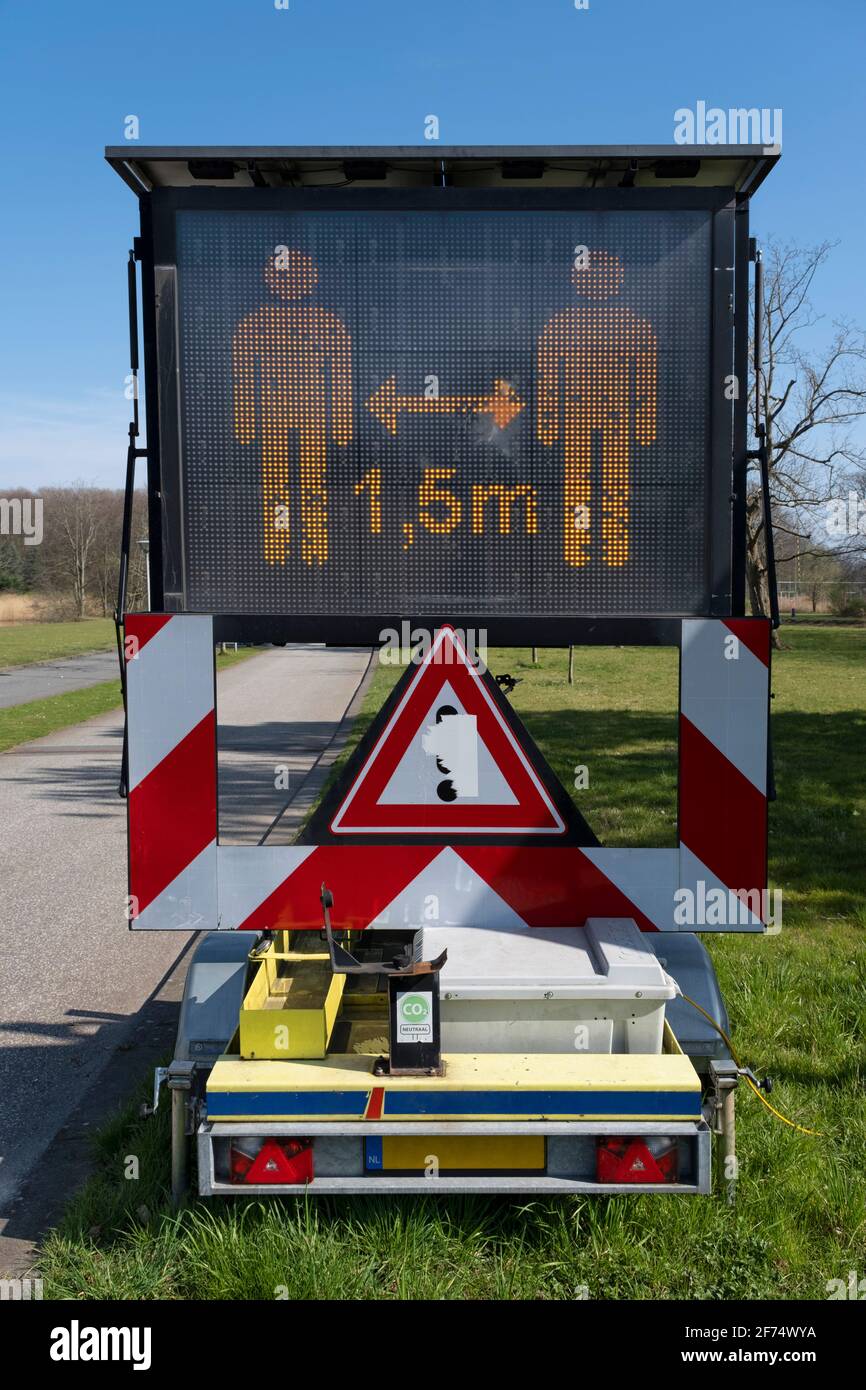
[{"x1": 420, "y1": 917, "x2": 678, "y2": 1056}]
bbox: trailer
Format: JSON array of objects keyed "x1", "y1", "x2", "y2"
[{"x1": 108, "y1": 144, "x2": 780, "y2": 1198}]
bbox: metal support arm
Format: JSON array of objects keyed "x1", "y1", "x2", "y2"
[{"x1": 115, "y1": 247, "x2": 148, "y2": 798}]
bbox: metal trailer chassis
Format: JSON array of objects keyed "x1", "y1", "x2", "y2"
[
  {"x1": 195, "y1": 1119, "x2": 715, "y2": 1197},
  {"x1": 160, "y1": 929, "x2": 740, "y2": 1200}
]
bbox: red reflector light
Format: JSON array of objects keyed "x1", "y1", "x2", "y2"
[
  {"x1": 596, "y1": 1137, "x2": 678, "y2": 1184},
  {"x1": 230, "y1": 1138, "x2": 314, "y2": 1185}
]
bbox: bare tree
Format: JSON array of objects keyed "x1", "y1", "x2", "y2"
[
  {"x1": 92, "y1": 491, "x2": 125, "y2": 617},
  {"x1": 124, "y1": 492, "x2": 150, "y2": 612},
  {"x1": 773, "y1": 502, "x2": 842, "y2": 611},
  {"x1": 748, "y1": 241, "x2": 866, "y2": 640},
  {"x1": 40, "y1": 485, "x2": 104, "y2": 618},
  {"x1": 0, "y1": 483, "x2": 149, "y2": 619},
  {"x1": 91, "y1": 489, "x2": 147, "y2": 616},
  {"x1": 839, "y1": 465, "x2": 866, "y2": 583}
]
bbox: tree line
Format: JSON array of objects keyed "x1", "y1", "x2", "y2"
[
  {"x1": 0, "y1": 486, "x2": 148, "y2": 619},
  {"x1": 748, "y1": 241, "x2": 866, "y2": 633}
]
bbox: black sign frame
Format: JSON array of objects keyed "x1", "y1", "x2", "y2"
[{"x1": 140, "y1": 184, "x2": 749, "y2": 646}]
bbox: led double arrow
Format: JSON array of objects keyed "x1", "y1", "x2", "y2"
[{"x1": 367, "y1": 376, "x2": 524, "y2": 434}]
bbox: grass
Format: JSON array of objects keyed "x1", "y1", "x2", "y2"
[
  {"x1": 0, "y1": 617, "x2": 116, "y2": 667},
  {"x1": 37, "y1": 626, "x2": 866, "y2": 1300},
  {"x1": 0, "y1": 645, "x2": 256, "y2": 754},
  {"x1": 0, "y1": 679, "x2": 124, "y2": 752}
]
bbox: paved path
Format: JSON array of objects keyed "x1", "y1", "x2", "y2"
[
  {"x1": 0, "y1": 644, "x2": 373, "y2": 1244},
  {"x1": 0, "y1": 651, "x2": 118, "y2": 708},
  {"x1": 218, "y1": 645, "x2": 374, "y2": 843}
]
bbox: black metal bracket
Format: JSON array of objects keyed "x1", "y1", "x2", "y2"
[
  {"x1": 746, "y1": 244, "x2": 778, "y2": 803},
  {"x1": 746, "y1": 432, "x2": 780, "y2": 631},
  {"x1": 494, "y1": 672, "x2": 522, "y2": 696},
  {"x1": 746, "y1": 246, "x2": 779, "y2": 631},
  {"x1": 319, "y1": 885, "x2": 446, "y2": 978},
  {"x1": 320, "y1": 885, "x2": 447, "y2": 1075},
  {"x1": 115, "y1": 247, "x2": 148, "y2": 799},
  {"x1": 738, "y1": 1065, "x2": 773, "y2": 1094},
  {"x1": 320, "y1": 886, "x2": 389, "y2": 975}
]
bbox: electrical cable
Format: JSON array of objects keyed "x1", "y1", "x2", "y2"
[{"x1": 678, "y1": 990, "x2": 822, "y2": 1137}]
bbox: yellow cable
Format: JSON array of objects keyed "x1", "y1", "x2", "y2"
[{"x1": 679, "y1": 991, "x2": 822, "y2": 1137}]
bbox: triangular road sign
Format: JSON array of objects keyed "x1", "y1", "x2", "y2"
[{"x1": 304, "y1": 627, "x2": 598, "y2": 844}]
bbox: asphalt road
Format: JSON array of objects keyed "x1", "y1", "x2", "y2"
[
  {"x1": 218, "y1": 644, "x2": 375, "y2": 843},
  {"x1": 0, "y1": 651, "x2": 119, "y2": 708},
  {"x1": 0, "y1": 644, "x2": 373, "y2": 1250}
]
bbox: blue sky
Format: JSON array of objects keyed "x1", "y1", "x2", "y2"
[{"x1": 0, "y1": 0, "x2": 863, "y2": 487}]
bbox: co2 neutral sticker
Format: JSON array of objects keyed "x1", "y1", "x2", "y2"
[{"x1": 396, "y1": 991, "x2": 432, "y2": 1043}]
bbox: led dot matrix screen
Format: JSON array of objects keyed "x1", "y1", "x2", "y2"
[{"x1": 172, "y1": 207, "x2": 715, "y2": 617}]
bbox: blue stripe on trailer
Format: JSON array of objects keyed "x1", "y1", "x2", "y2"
[
  {"x1": 384, "y1": 1091, "x2": 700, "y2": 1117},
  {"x1": 207, "y1": 1091, "x2": 369, "y2": 1117},
  {"x1": 207, "y1": 1089, "x2": 699, "y2": 1118}
]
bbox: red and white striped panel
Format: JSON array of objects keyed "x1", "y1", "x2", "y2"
[
  {"x1": 678, "y1": 618, "x2": 770, "y2": 927},
  {"x1": 125, "y1": 614, "x2": 218, "y2": 930},
  {"x1": 124, "y1": 616, "x2": 770, "y2": 934},
  {"x1": 216, "y1": 844, "x2": 676, "y2": 933}
]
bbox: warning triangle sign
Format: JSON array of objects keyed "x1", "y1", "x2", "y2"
[{"x1": 304, "y1": 627, "x2": 598, "y2": 844}]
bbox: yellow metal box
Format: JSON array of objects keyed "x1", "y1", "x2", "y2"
[{"x1": 239, "y1": 948, "x2": 345, "y2": 1060}]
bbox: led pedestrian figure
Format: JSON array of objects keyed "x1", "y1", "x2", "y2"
[
  {"x1": 232, "y1": 249, "x2": 353, "y2": 566},
  {"x1": 536, "y1": 249, "x2": 657, "y2": 568}
]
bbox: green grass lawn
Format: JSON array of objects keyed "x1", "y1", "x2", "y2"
[
  {"x1": 0, "y1": 617, "x2": 116, "y2": 667},
  {"x1": 0, "y1": 646, "x2": 256, "y2": 754},
  {"x1": 37, "y1": 627, "x2": 866, "y2": 1300},
  {"x1": 0, "y1": 679, "x2": 124, "y2": 752}
]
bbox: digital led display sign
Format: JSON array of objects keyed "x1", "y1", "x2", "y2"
[{"x1": 172, "y1": 208, "x2": 714, "y2": 616}]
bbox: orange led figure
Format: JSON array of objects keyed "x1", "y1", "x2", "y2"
[
  {"x1": 232, "y1": 249, "x2": 353, "y2": 566},
  {"x1": 536, "y1": 249, "x2": 657, "y2": 568}
]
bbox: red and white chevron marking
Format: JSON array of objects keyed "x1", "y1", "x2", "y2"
[
  {"x1": 215, "y1": 843, "x2": 673, "y2": 933},
  {"x1": 125, "y1": 614, "x2": 218, "y2": 930},
  {"x1": 124, "y1": 615, "x2": 770, "y2": 933},
  {"x1": 679, "y1": 618, "x2": 770, "y2": 925}
]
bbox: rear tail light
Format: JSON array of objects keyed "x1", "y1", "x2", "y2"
[
  {"x1": 229, "y1": 1138, "x2": 314, "y2": 1185},
  {"x1": 596, "y1": 1137, "x2": 678, "y2": 1184}
]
